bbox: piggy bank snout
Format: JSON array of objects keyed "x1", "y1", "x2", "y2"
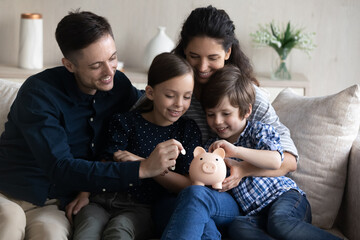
[{"x1": 201, "y1": 162, "x2": 217, "y2": 174}]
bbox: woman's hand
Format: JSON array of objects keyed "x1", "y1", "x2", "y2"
[
  {"x1": 219, "y1": 158, "x2": 246, "y2": 192},
  {"x1": 65, "y1": 191, "x2": 90, "y2": 224},
  {"x1": 113, "y1": 150, "x2": 144, "y2": 162}
]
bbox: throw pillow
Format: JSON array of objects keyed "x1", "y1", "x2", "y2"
[
  {"x1": 0, "y1": 79, "x2": 21, "y2": 134},
  {"x1": 272, "y1": 84, "x2": 360, "y2": 229}
]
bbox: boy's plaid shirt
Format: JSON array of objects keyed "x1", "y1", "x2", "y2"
[{"x1": 205, "y1": 121, "x2": 304, "y2": 216}]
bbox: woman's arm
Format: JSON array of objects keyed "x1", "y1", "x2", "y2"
[{"x1": 251, "y1": 85, "x2": 299, "y2": 159}]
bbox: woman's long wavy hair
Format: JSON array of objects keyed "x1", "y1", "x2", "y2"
[{"x1": 173, "y1": 5, "x2": 259, "y2": 86}]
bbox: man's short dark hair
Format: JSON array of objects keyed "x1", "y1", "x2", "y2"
[{"x1": 55, "y1": 10, "x2": 114, "y2": 60}]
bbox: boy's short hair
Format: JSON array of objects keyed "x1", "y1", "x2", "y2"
[
  {"x1": 55, "y1": 10, "x2": 114, "y2": 61},
  {"x1": 200, "y1": 65, "x2": 255, "y2": 118}
]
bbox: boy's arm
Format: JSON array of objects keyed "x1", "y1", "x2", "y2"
[
  {"x1": 220, "y1": 152, "x2": 296, "y2": 192},
  {"x1": 232, "y1": 146, "x2": 281, "y2": 170},
  {"x1": 209, "y1": 140, "x2": 282, "y2": 170}
]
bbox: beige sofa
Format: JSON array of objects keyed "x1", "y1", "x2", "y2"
[{"x1": 0, "y1": 78, "x2": 359, "y2": 239}]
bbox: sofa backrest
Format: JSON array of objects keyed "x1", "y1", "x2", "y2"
[{"x1": 0, "y1": 79, "x2": 21, "y2": 134}]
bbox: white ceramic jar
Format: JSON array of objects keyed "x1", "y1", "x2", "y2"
[{"x1": 18, "y1": 13, "x2": 43, "y2": 69}]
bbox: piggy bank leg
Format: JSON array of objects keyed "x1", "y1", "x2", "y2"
[{"x1": 212, "y1": 182, "x2": 222, "y2": 190}]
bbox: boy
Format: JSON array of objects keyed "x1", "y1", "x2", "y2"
[{"x1": 202, "y1": 65, "x2": 341, "y2": 240}]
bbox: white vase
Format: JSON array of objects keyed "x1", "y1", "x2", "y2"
[
  {"x1": 143, "y1": 26, "x2": 175, "y2": 71},
  {"x1": 18, "y1": 13, "x2": 43, "y2": 69}
]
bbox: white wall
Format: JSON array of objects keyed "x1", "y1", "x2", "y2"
[{"x1": 0, "y1": 0, "x2": 359, "y2": 97}]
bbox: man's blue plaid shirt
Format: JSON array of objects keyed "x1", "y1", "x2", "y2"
[{"x1": 205, "y1": 121, "x2": 304, "y2": 216}]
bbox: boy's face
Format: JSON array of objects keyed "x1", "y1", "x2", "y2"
[
  {"x1": 62, "y1": 34, "x2": 118, "y2": 95},
  {"x1": 205, "y1": 96, "x2": 250, "y2": 143},
  {"x1": 145, "y1": 73, "x2": 194, "y2": 126}
]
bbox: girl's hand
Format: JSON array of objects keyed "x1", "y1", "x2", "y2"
[
  {"x1": 208, "y1": 140, "x2": 238, "y2": 158},
  {"x1": 219, "y1": 158, "x2": 246, "y2": 192},
  {"x1": 65, "y1": 192, "x2": 90, "y2": 224},
  {"x1": 113, "y1": 150, "x2": 144, "y2": 162}
]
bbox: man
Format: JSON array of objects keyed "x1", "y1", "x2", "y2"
[{"x1": 0, "y1": 11, "x2": 181, "y2": 239}]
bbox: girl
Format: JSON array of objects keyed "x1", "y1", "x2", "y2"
[{"x1": 70, "y1": 52, "x2": 201, "y2": 240}]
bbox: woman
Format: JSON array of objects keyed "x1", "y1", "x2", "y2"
[{"x1": 160, "y1": 5, "x2": 300, "y2": 239}]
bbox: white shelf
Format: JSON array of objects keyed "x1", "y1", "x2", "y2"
[{"x1": 0, "y1": 65, "x2": 309, "y2": 100}]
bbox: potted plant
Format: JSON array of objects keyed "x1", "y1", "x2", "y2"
[{"x1": 250, "y1": 21, "x2": 316, "y2": 80}]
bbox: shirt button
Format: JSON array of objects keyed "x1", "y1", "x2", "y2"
[
  {"x1": 93, "y1": 99, "x2": 96, "y2": 104},
  {"x1": 90, "y1": 117, "x2": 94, "y2": 122},
  {"x1": 91, "y1": 143, "x2": 95, "y2": 147},
  {"x1": 129, "y1": 183, "x2": 133, "y2": 187},
  {"x1": 102, "y1": 188, "x2": 106, "y2": 192}
]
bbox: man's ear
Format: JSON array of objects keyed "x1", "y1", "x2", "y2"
[
  {"x1": 62, "y1": 58, "x2": 75, "y2": 73},
  {"x1": 145, "y1": 85, "x2": 154, "y2": 100}
]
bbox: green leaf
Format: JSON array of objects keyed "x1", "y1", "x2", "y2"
[
  {"x1": 270, "y1": 22, "x2": 279, "y2": 40},
  {"x1": 283, "y1": 22, "x2": 292, "y2": 44}
]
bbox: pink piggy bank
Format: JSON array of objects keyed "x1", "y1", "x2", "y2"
[{"x1": 189, "y1": 146, "x2": 226, "y2": 189}]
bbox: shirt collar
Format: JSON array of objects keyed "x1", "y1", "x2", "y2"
[{"x1": 62, "y1": 68, "x2": 113, "y2": 103}]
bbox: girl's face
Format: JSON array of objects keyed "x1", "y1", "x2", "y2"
[
  {"x1": 62, "y1": 34, "x2": 118, "y2": 95},
  {"x1": 205, "y1": 96, "x2": 251, "y2": 143},
  {"x1": 145, "y1": 73, "x2": 194, "y2": 126},
  {"x1": 184, "y1": 36, "x2": 231, "y2": 85}
]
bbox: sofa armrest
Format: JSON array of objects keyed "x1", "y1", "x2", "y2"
[{"x1": 337, "y1": 132, "x2": 360, "y2": 239}]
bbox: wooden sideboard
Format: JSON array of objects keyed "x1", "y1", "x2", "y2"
[{"x1": 0, "y1": 64, "x2": 309, "y2": 102}]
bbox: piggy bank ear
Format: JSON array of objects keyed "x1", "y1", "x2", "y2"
[
  {"x1": 213, "y1": 148, "x2": 225, "y2": 159},
  {"x1": 193, "y1": 146, "x2": 206, "y2": 157}
]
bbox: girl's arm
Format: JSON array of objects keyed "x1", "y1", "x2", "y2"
[
  {"x1": 153, "y1": 172, "x2": 192, "y2": 193},
  {"x1": 152, "y1": 118, "x2": 202, "y2": 193}
]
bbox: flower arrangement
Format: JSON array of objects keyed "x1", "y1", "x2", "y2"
[{"x1": 250, "y1": 21, "x2": 316, "y2": 79}]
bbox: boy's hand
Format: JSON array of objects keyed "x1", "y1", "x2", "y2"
[
  {"x1": 209, "y1": 140, "x2": 238, "y2": 157},
  {"x1": 65, "y1": 191, "x2": 90, "y2": 224},
  {"x1": 113, "y1": 150, "x2": 144, "y2": 162},
  {"x1": 219, "y1": 158, "x2": 246, "y2": 192}
]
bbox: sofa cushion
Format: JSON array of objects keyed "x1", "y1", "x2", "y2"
[
  {"x1": 272, "y1": 84, "x2": 360, "y2": 229},
  {"x1": 0, "y1": 79, "x2": 21, "y2": 134}
]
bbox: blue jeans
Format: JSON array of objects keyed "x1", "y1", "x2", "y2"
[
  {"x1": 228, "y1": 190, "x2": 342, "y2": 240},
  {"x1": 161, "y1": 185, "x2": 240, "y2": 240}
]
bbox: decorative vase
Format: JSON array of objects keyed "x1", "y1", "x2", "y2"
[
  {"x1": 271, "y1": 48, "x2": 291, "y2": 80},
  {"x1": 271, "y1": 58, "x2": 291, "y2": 80},
  {"x1": 18, "y1": 13, "x2": 43, "y2": 69},
  {"x1": 143, "y1": 26, "x2": 175, "y2": 71}
]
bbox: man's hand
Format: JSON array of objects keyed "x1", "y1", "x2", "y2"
[
  {"x1": 65, "y1": 191, "x2": 90, "y2": 224},
  {"x1": 139, "y1": 139, "x2": 184, "y2": 178}
]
